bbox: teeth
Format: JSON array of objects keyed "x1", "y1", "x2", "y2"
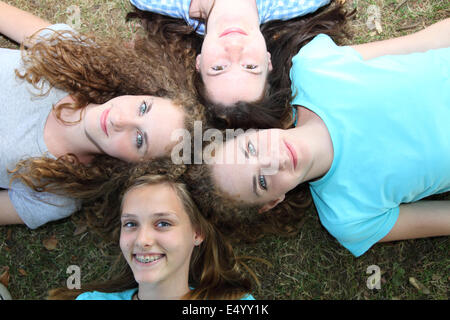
[{"x1": 135, "y1": 254, "x2": 163, "y2": 263}]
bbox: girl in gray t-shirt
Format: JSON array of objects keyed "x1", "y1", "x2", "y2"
[{"x1": 0, "y1": 3, "x2": 201, "y2": 228}]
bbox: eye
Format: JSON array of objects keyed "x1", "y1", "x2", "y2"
[
  {"x1": 156, "y1": 221, "x2": 171, "y2": 229},
  {"x1": 211, "y1": 65, "x2": 225, "y2": 71},
  {"x1": 138, "y1": 101, "x2": 148, "y2": 116},
  {"x1": 244, "y1": 64, "x2": 257, "y2": 70},
  {"x1": 258, "y1": 175, "x2": 267, "y2": 190},
  {"x1": 122, "y1": 221, "x2": 137, "y2": 229},
  {"x1": 136, "y1": 131, "x2": 144, "y2": 149},
  {"x1": 247, "y1": 140, "x2": 256, "y2": 156}
]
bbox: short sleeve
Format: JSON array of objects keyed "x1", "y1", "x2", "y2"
[
  {"x1": 130, "y1": 0, "x2": 204, "y2": 34},
  {"x1": 36, "y1": 23, "x2": 75, "y2": 39},
  {"x1": 8, "y1": 180, "x2": 80, "y2": 229},
  {"x1": 312, "y1": 191, "x2": 400, "y2": 257},
  {"x1": 258, "y1": 0, "x2": 331, "y2": 23}
]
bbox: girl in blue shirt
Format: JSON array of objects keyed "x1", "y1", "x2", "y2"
[
  {"x1": 183, "y1": 18, "x2": 450, "y2": 256},
  {"x1": 48, "y1": 169, "x2": 255, "y2": 300}
]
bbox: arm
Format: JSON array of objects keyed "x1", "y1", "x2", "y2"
[
  {"x1": 351, "y1": 18, "x2": 450, "y2": 60},
  {"x1": 0, "y1": 1, "x2": 51, "y2": 45},
  {"x1": 0, "y1": 190, "x2": 24, "y2": 225},
  {"x1": 379, "y1": 200, "x2": 450, "y2": 242}
]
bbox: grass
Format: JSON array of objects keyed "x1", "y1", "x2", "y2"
[{"x1": 1, "y1": 0, "x2": 449, "y2": 300}]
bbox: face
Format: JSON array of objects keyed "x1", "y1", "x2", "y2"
[
  {"x1": 83, "y1": 95, "x2": 185, "y2": 162},
  {"x1": 197, "y1": 27, "x2": 273, "y2": 105},
  {"x1": 120, "y1": 183, "x2": 203, "y2": 286},
  {"x1": 211, "y1": 128, "x2": 313, "y2": 212}
]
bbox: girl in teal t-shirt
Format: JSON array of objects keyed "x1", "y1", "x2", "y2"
[
  {"x1": 48, "y1": 170, "x2": 255, "y2": 300},
  {"x1": 183, "y1": 18, "x2": 450, "y2": 257}
]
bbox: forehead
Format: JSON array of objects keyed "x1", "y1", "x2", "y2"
[
  {"x1": 143, "y1": 98, "x2": 185, "y2": 160},
  {"x1": 211, "y1": 135, "x2": 258, "y2": 202},
  {"x1": 122, "y1": 183, "x2": 188, "y2": 219}
]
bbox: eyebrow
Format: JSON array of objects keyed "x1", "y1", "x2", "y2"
[
  {"x1": 252, "y1": 176, "x2": 261, "y2": 198},
  {"x1": 206, "y1": 67, "x2": 263, "y2": 77},
  {"x1": 121, "y1": 212, "x2": 177, "y2": 219},
  {"x1": 141, "y1": 102, "x2": 152, "y2": 158},
  {"x1": 239, "y1": 140, "x2": 249, "y2": 159},
  {"x1": 143, "y1": 131, "x2": 149, "y2": 157}
]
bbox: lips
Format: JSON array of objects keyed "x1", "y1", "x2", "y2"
[
  {"x1": 219, "y1": 27, "x2": 248, "y2": 37},
  {"x1": 133, "y1": 253, "x2": 165, "y2": 265},
  {"x1": 284, "y1": 140, "x2": 298, "y2": 170},
  {"x1": 100, "y1": 108, "x2": 110, "y2": 136}
]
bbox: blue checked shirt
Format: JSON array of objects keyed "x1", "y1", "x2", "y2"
[{"x1": 130, "y1": 0, "x2": 330, "y2": 34}]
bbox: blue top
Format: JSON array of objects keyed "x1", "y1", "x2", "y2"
[
  {"x1": 130, "y1": 0, "x2": 330, "y2": 35},
  {"x1": 290, "y1": 34, "x2": 450, "y2": 257},
  {"x1": 76, "y1": 288, "x2": 255, "y2": 300}
]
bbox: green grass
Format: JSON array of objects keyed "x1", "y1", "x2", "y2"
[{"x1": 1, "y1": 0, "x2": 449, "y2": 300}]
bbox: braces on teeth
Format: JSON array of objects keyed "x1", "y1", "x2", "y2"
[{"x1": 135, "y1": 255, "x2": 162, "y2": 263}]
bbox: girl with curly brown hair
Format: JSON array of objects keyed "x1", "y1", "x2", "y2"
[
  {"x1": 48, "y1": 165, "x2": 255, "y2": 300},
  {"x1": 0, "y1": 2, "x2": 204, "y2": 229}
]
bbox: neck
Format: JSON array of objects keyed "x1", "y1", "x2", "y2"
[
  {"x1": 292, "y1": 106, "x2": 334, "y2": 181},
  {"x1": 190, "y1": 0, "x2": 258, "y2": 19},
  {"x1": 137, "y1": 280, "x2": 190, "y2": 300},
  {"x1": 204, "y1": 0, "x2": 260, "y2": 33},
  {"x1": 44, "y1": 96, "x2": 98, "y2": 164}
]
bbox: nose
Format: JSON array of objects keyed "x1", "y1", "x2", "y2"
[
  {"x1": 110, "y1": 111, "x2": 134, "y2": 132},
  {"x1": 224, "y1": 40, "x2": 244, "y2": 60},
  {"x1": 135, "y1": 226, "x2": 155, "y2": 248}
]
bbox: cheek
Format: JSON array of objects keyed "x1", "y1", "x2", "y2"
[{"x1": 119, "y1": 233, "x2": 133, "y2": 255}]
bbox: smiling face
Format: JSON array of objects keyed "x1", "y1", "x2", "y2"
[
  {"x1": 211, "y1": 128, "x2": 314, "y2": 212},
  {"x1": 197, "y1": 25, "x2": 272, "y2": 106},
  {"x1": 119, "y1": 183, "x2": 203, "y2": 287},
  {"x1": 83, "y1": 95, "x2": 185, "y2": 162}
]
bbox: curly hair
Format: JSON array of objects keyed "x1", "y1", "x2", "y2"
[
  {"x1": 181, "y1": 160, "x2": 312, "y2": 243},
  {"x1": 9, "y1": 24, "x2": 206, "y2": 207},
  {"x1": 47, "y1": 170, "x2": 256, "y2": 300}
]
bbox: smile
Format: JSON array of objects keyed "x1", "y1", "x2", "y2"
[
  {"x1": 284, "y1": 140, "x2": 298, "y2": 170},
  {"x1": 219, "y1": 27, "x2": 248, "y2": 37},
  {"x1": 133, "y1": 254, "x2": 165, "y2": 265},
  {"x1": 100, "y1": 108, "x2": 110, "y2": 136}
]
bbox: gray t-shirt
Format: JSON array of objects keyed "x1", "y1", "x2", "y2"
[{"x1": 0, "y1": 24, "x2": 81, "y2": 229}]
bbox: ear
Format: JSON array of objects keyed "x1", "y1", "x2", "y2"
[
  {"x1": 193, "y1": 231, "x2": 205, "y2": 246},
  {"x1": 195, "y1": 54, "x2": 202, "y2": 72},
  {"x1": 258, "y1": 194, "x2": 285, "y2": 214},
  {"x1": 267, "y1": 52, "x2": 273, "y2": 72}
]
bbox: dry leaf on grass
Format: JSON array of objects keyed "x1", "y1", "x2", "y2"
[
  {"x1": 0, "y1": 266, "x2": 10, "y2": 287},
  {"x1": 18, "y1": 268, "x2": 27, "y2": 276},
  {"x1": 43, "y1": 235, "x2": 58, "y2": 251},
  {"x1": 409, "y1": 277, "x2": 431, "y2": 295}
]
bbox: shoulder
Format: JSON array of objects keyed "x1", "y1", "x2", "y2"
[
  {"x1": 240, "y1": 293, "x2": 255, "y2": 300},
  {"x1": 76, "y1": 288, "x2": 137, "y2": 300}
]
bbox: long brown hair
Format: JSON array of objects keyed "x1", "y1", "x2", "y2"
[
  {"x1": 48, "y1": 171, "x2": 254, "y2": 300},
  {"x1": 194, "y1": 1, "x2": 352, "y2": 129},
  {"x1": 9, "y1": 25, "x2": 205, "y2": 198},
  {"x1": 182, "y1": 160, "x2": 312, "y2": 243}
]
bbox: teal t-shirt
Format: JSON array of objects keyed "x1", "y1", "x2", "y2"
[
  {"x1": 76, "y1": 288, "x2": 255, "y2": 300},
  {"x1": 290, "y1": 34, "x2": 450, "y2": 257}
]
